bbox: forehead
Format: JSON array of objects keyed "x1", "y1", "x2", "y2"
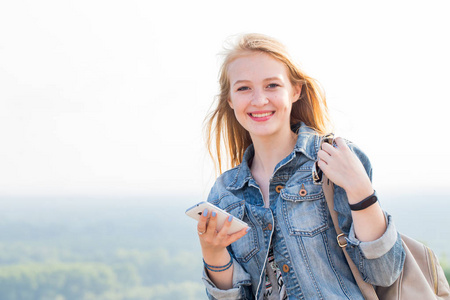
[{"x1": 227, "y1": 52, "x2": 289, "y2": 82}]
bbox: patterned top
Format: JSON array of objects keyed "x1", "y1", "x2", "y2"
[{"x1": 264, "y1": 244, "x2": 287, "y2": 300}]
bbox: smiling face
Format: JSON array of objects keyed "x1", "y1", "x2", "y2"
[{"x1": 227, "y1": 52, "x2": 301, "y2": 141}]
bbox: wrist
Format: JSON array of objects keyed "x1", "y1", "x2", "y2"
[
  {"x1": 349, "y1": 190, "x2": 378, "y2": 211},
  {"x1": 202, "y1": 248, "x2": 231, "y2": 266},
  {"x1": 345, "y1": 182, "x2": 374, "y2": 205},
  {"x1": 203, "y1": 256, "x2": 233, "y2": 273}
]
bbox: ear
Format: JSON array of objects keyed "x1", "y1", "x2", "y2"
[
  {"x1": 292, "y1": 84, "x2": 302, "y2": 103},
  {"x1": 227, "y1": 98, "x2": 234, "y2": 109}
]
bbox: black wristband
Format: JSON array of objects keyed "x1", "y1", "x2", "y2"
[{"x1": 349, "y1": 190, "x2": 377, "y2": 211}]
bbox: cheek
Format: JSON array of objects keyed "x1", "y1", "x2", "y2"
[
  {"x1": 229, "y1": 96, "x2": 246, "y2": 112},
  {"x1": 230, "y1": 100, "x2": 249, "y2": 126},
  {"x1": 234, "y1": 106, "x2": 247, "y2": 120},
  {"x1": 276, "y1": 95, "x2": 291, "y2": 111},
  {"x1": 232, "y1": 109, "x2": 248, "y2": 130},
  {"x1": 279, "y1": 96, "x2": 294, "y2": 115}
]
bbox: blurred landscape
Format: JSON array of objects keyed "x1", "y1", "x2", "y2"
[{"x1": 0, "y1": 192, "x2": 448, "y2": 300}]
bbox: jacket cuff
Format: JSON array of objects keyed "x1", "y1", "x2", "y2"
[
  {"x1": 202, "y1": 258, "x2": 251, "y2": 299},
  {"x1": 347, "y1": 212, "x2": 398, "y2": 259}
]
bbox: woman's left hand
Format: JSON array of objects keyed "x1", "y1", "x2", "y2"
[{"x1": 317, "y1": 137, "x2": 373, "y2": 200}]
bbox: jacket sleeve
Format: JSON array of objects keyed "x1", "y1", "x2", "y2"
[
  {"x1": 201, "y1": 180, "x2": 254, "y2": 299},
  {"x1": 202, "y1": 256, "x2": 253, "y2": 300},
  {"x1": 333, "y1": 141, "x2": 406, "y2": 287}
]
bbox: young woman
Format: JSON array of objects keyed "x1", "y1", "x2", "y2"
[{"x1": 197, "y1": 33, "x2": 405, "y2": 299}]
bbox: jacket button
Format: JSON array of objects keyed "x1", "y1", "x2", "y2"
[
  {"x1": 282, "y1": 264, "x2": 290, "y2": 273},
  {"x1": 299, "y1": 184, "x2": 307, "y2": 196},
  {"x1": 275, "y1": 185, "x2": 284, "y2": 193},
  {"x1": 299, "y1": 188, "x2": 307, "y2": 196},
  {"x1": 264, "y1": 224, "x2": 273, "y2": 231}
]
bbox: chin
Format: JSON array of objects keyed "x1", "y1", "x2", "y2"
[{"x1": 248, "y1": 129, "x2": 278, "y2": 138}]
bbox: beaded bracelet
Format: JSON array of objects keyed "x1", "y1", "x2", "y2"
[{"x1": 203, "y1": 257, "x2": 233, "y2": 272}]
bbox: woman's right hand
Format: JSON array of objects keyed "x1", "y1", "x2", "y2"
[
  {"x1": 197, "y1": 208, "x2": 249, "y2": 290},
  {"x1": 197, "y1": 208, "x2": 249, "y2": 260}
]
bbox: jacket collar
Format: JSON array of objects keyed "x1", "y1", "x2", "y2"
[
  {"x1": 227, "y1": 122, "x2": 321, "y2": 190},
  {"x1": 292, "y1": 122, "x2": 321, "y2": 161}
]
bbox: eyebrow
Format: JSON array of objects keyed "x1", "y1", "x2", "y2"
[{"x1": 232, "y1": 76, "x2": 283, "y2": 87}]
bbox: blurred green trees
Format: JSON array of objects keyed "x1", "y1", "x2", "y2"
[
  {"x1": 0, "y1": 196, "x2": 448, "y2": 299},
  {"x1": 0, "y1": 248, "x2": 205, "y2": 300},
  {"x1": 0, "y1": 197, "x2": 207, "y2": 299}
]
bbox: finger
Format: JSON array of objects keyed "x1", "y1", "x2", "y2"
[
  {"x1": 321, "y1": 142, "x2": 337, "y2": 156},
  {"x1": 317, "y1": 159, "x2": 328, "y2": 171},
  {"x1": 217, "y1": 215, "x2": 233, "y2": 239},
  {"x1": 197, "y1": 208, "x2": 209, "y2": 235},
  {"x1": 317, "y1": 149, "x2": 330, "y2": 163},
  {"x1": 206, "y1": 210, "x2": 218, "y2": 234},
  {"x1": 227, "y1": 227, "x2": 250, "y2": 245},
  {"x1": 334, "y1": 137, "x2": 348, "y2": 150}
]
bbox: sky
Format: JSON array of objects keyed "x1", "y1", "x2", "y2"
[{"x1": 0, "y1": 0, "x2": 449, "y2": 199}]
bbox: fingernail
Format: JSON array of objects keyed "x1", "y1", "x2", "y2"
[
  {"x1": 212, "y1": 211, "x2": 216, "y2": 217},
  {"x1": 203, "y1": 209, "x2": 208, "y2": 216},
  {"x1": 246, "y1": 227, "x2": 251, "y2": 232},
  {"x1": 228, "y1": 215, "x2": 233, "y2": 222}
]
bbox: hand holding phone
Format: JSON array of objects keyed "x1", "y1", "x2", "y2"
[{"x1": 185, "y1": 201, "x2": 248, "y2": 235}]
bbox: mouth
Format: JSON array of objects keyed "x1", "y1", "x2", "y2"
[
  {"x1": 249, "y1": 112, "x2": 274, "y2": 118},
  {"x1": 248, "y1": 111, "x2": 275, "y2": 121}
]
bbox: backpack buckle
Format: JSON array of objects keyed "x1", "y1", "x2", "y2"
[{"x1": 337, "y1": 233, "x2": 348, "y2": 248}]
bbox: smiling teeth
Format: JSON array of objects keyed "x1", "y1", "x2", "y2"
[{"x1": 251, "y1": 112, "x2": 273, "y2": 117}]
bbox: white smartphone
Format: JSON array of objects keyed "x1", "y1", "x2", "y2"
[{"x1": 185, "y1": 201, "x2": 248, "y2": 235}]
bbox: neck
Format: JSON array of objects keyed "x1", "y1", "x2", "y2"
[{"x1": 250, "y1": 129, "x2": 298, "y2": 178}]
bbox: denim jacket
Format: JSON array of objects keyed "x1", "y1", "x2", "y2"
[{"x1": 202, "y1": 122, "x2": 405, "y2": 300}]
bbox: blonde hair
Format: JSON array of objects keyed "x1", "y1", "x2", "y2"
[{"x1": 205, "y1": 33, "x2": 332, "y2": 174}]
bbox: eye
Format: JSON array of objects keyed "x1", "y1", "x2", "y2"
[
  {"x1": 237, "y1": 86, "x2": 250, "y2": 91},
  {"x1": 267, "y1": 83, "x2": 280, "y2": 89}
]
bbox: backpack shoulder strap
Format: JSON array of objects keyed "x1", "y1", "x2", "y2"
[{"x1": 322, "y1": 175, "x2": 379, "y2": 300}]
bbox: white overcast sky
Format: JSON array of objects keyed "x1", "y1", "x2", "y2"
[{"x1": 0, "y1": 0, "x2": 449, "y2": 198}]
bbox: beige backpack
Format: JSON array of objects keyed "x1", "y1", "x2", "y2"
[{"x1": 322, "y1": 177, "x2": 450, "y2": 299}]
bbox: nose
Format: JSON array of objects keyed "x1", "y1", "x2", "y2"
[{"x1": 251, "y1": 88, "x2": 269, "y2": 107}]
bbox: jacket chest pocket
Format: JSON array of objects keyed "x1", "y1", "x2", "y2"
[{"x1": 280, "y1": 180, "x2": 329, "y2": 236}]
